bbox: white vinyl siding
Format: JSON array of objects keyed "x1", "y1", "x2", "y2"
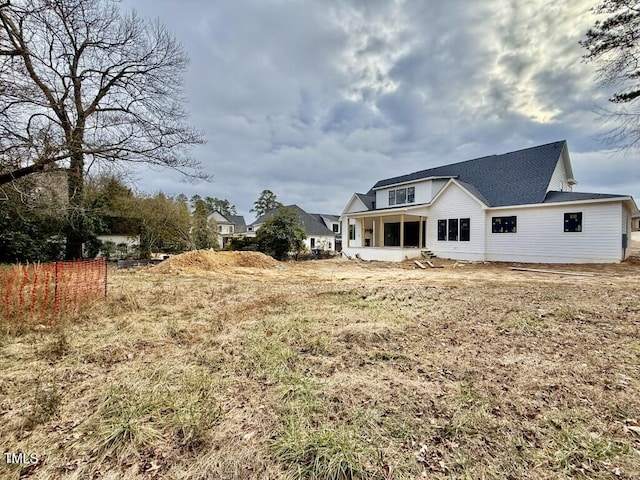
[
  {"x1": 431, "y1": 179, "x2": 448, "y2": 199},
  {"x1": 344, "y1": 196, "x2": 369, "y2": 213},
  {"x1": 305, "y1": 235, "x2": 335, "y2": 251},
  {"x1": 547, "y1": 157, "x2": 568, "y2": 192},
  {"x1": 428, "y1": 183, "x2": 486, "y2": 261},
  {"x1": 486, "y1": 203, "x2": 623, "y2": 263}
]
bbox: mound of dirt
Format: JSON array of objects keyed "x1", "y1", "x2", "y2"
[{"x1": 151, "y1": 250, "x2": 279, "y2": 274}]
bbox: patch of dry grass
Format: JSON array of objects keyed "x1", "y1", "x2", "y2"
[{"x1": 1, "y1": 258, "x2": 639, "y2": 479}]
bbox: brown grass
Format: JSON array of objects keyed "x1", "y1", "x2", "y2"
[{"x1": 1, "y1": 253, "x2": 639, "y2": 479}]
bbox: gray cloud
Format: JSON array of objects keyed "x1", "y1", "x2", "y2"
[{"x1": 121, "y1": 0, "x2": 639, "y2": 221}]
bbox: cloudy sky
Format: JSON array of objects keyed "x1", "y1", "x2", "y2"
[{"x1": 123, "y1": 0, "x2": 639, "y2": 222}]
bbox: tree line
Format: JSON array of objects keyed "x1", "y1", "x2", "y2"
[
  {"x1": 0, "y1": 175, "x2": 307, "y2": 263},
  {"x1": 0, "y1": 174, "x2": 231, "y2": 262}
]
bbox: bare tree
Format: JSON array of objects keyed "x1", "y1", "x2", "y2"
[
  {"x1": 0, "y1": 0, "x2": 205, "y2": 258},
  {"x1": 581, "y1": 0, "x2": 640, "y2": 149}
]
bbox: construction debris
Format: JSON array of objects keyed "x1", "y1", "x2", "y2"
[
  {"x1": 425, "y1": 260, "x2": 440, "y2": 268},
  {"x1": 511, "y1": 267, "x2": 595, "y2": 277}
]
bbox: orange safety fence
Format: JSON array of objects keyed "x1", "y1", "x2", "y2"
[{"x1": 0, "y1": 258, "x2": 107, "y2": 327}]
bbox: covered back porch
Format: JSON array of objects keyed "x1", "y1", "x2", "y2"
[{"x1": 344, "y1": 212, "x2": 429, "y2": 261}]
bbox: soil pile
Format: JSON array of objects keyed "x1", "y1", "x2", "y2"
[{"x1": 151, "y1": 250, "x2": 279, "y2": 274}]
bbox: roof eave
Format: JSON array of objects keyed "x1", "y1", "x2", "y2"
[
  {"x1": 489, "y1": 196, "x2": 636, "y2": 211},
  {"x1": 372, "y1": 175, "x2": 457, "y2": 191}
]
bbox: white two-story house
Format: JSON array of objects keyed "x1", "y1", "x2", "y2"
[
  {"x1": 207, "y1": 211, "x2": 246, "y2": 248},
  {"x1": 341, "y1": 141, "x2": 638, "y2": 263}
]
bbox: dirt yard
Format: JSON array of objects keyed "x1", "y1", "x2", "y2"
[{"x1": 1, "y1": 249, "x2": 639, "y2": 479}]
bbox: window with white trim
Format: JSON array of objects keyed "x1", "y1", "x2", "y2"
[{"x1": 388, "y1": 186, "x2": 416, "y2": 206}]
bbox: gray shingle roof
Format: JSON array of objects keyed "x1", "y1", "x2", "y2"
[
  {"x1": 251, "y1": 205, "x2": 335, "y2": 236},
  {"x1": 313, "y1": 213, "x2": 339, "y2": 222},
  {"x1": 355, "y1": 193, "x2": 376, "y2": 210},
  {"x1": 372, "y1": 141, "x2": 567, "y2": 207},
  {"x1": 214, "y1": 212, "x2": 247, "y2": 232},
  {"x1": 227, "y1": 214, "x2": 246, "y2": 226},
  {"x1": 227, "y1": 215, "x2": 246, "y2": 233},
  {"x1": 543, "y1": 191, "x2": 629, "y2": 203}
]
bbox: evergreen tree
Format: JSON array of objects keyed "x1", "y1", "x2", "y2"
[
  {"x1": 581, "y1": 0, "x2": 640, "y2": 148},
  {"x1": 256, "y1": 207, "x2": 306, "y2": 260},
  {"x1": 250, "y1": 190, "x2": 282, "y2": 218}
]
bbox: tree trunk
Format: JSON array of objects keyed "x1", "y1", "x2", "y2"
[{"x1": 64, "y1": 148, "x2": 85, "y2": 260}]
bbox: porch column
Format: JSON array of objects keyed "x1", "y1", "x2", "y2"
[
  {"x1": 400, "y1": 214, "x2": 405, "y2": 248},
  {"x1": 379, "y1": 217, "x2": 384, "y2": 247},
  {"x1": 419, "y1": 216, "x2": 424, "y2": 249},
  {"x1": 361, "y1": 218, "x2": 365, "y2": 247},
  {"x1": 372, "y1": 219, "x2": 376, "y2": 247}
]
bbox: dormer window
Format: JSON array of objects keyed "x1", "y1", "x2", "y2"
[{"x1": 388, "y1": 186, "x2": 415, "y2": 206}]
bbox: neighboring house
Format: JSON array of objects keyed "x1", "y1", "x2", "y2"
[
  {"x1": 310, "y1": 213, "x2": 342, "y2": 251},
  {"x1": 341, "y1": 141, "x2": 638, "y2": 263},
  {"x1": 95, "y1": 213, "x2": 141, "y2": 259},
  {"x1": 632, "y1": 213, "x2": 640, "y2": 243},
  {"x1": 247, "y1": 205, "x2": 339, "y2": 252},
  {"x1": 207, "y1": 211, "x2": 246, "y2": 248},
  {"x1": 96, "y1": 234, "x2": 141, "y2": 258}
]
